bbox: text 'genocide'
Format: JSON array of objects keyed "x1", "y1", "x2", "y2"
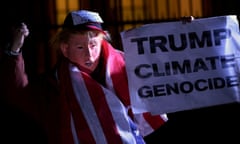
[{"x1": 128, "y1": 28, "x2": 239, "y2": 97}]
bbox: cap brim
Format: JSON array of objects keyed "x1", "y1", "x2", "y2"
[{"x1": 86, "y1": 25, "x2": 106, "y2": 34}]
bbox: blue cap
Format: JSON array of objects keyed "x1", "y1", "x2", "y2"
[{"x1": 63, "y1": 10, "x2": 104, "y2": 33}]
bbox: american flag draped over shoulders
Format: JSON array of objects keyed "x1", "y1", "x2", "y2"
[{"x1": 57, "y1": 40, "x2": 167, "y2": 143}]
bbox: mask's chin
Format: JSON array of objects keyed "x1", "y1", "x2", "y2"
[
  {"x1": 78, "y1": 60, "x2": 97, "y2": 74},
  {"x1": 79, "y1": 66, "x2": 93, "y2": 74},
  {"x1": 74, "y1": 57, "x2": 100, "y2": 74}
]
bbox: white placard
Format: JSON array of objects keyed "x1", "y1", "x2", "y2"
[{"x1": 121, "y1": 15, "x2": 240, "y2": 115}]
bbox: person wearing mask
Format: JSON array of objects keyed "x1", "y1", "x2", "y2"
[{"x1": 0, "y1": 10, "x2": 168, "y2": 144}]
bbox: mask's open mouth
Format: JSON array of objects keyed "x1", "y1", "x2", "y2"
[{"x1": 85, "y1": 61, "x2": 92, "y2": 67}]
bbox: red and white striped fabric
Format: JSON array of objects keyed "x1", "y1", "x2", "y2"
[
  {"x1": 70, "y1": 66, "x2": 139, "y2": 143},
  {"x1": 58, "y1": 40, "x2": 167, "y2": 143},
  {"x1": 101, "y1": 40, "x2": 168, "y2": 136}
]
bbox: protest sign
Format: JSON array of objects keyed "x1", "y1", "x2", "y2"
[{"x1": 121, "y1": 15, "x2": 240, "y2": 115}]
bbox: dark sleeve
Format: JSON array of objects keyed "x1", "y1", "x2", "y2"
[{"x1": 0, "y1": 52, "x2": 29, "y2": 102}]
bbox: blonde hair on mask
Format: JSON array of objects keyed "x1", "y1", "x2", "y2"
[{"x1": 49, "y1": 28, "x2": 111, "y2": 58}]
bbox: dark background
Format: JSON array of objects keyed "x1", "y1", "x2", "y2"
[{"x1": 0, "y1": 0, "x2": 240, "y2": 143}]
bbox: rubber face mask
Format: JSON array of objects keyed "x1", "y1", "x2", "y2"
[{"x1": 61, "y1": 31, "x2": 103, "y2": 73}]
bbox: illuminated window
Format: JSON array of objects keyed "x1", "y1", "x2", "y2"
[
  {"x1": 121, "y1": 0, "x2": 202, "y2": 30},
  {"x1": 56, "y1": 0, "x2": 79, "y2": 25}
]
